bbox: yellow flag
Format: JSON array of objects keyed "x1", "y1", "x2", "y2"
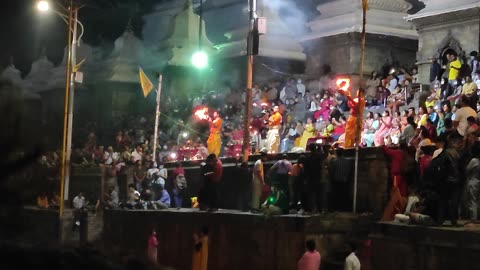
[
  {"x1": 139, "y1": 67, "x2": 154, "y2": 97},
  {"x1": 73, "y1": 58, "x2": 86, "y2": 72}
]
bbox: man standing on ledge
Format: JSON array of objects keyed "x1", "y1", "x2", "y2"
[
  {"x1": 207, "y1": 111, "x2": 223, "y2": 157},
  {"x1": 338, "y1": 87, "x2": 366, "y2": 148},
  {"x1": 266, "y1": 106, "x2": 282, "y2": 153}
]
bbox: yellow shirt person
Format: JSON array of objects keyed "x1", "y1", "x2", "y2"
[{"x1": 448, "y1": 59, "x2": 461, "y2": 81}]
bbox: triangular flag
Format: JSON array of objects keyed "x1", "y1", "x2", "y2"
[
  {"x1": 73, "y1": 58, "x2": 86, "y2": 73},
  {"x1": 139, "y1": 67, "x2": 154, "y2": 97}
]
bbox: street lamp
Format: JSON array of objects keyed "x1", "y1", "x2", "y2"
[
  {"x1": 37, "y1": 1, "x2": 50, "y2": 12},
  {"x1": 36, "y1": 0, "x2": 82, "y2": 221},
  {"x1": 192, "y1": 50, "x2": 208, "y2": 69},
  {"x1": 192, "y1": 0, "x2": 208, "y2": 69}
]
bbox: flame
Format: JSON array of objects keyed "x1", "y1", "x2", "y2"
[
  {"x1": 336, "y1": 78, "x2": 351, "y2": 91},
  {"x1": 194, "y1": 107, "x2": 209, "y2": 120}
]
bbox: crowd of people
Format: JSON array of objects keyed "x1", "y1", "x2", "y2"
[{"x1": 32, "y1": 51, "x2": 480, "y2": 226}]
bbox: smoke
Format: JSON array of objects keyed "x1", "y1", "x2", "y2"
[{"x1": 261, "y1": 0, "x2": 311, "y2": 36}]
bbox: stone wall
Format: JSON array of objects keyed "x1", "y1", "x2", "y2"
[
  {"x1": 103, "y1": 210, "x2": 373, "y2": 270},
  {"x1": 302, "y1": 33, "x2": 418, "y2": 79},
  {"x1": 370, "y1": 222, "x2": 480, "y2": 270}
]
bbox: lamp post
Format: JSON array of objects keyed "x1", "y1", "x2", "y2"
[{"x1": 37, "y1": 0, "x2": 82, "y2": 219}]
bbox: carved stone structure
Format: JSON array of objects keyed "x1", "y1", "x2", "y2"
[
  {"x1": 301, "y1": 0, "x2": 418, "y2": 82},
  {"x1": 406, "y1": 0, "x2": 480, "y2": 83}
]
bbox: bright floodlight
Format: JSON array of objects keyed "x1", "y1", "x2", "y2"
[
  {"x1": 37, "y1": 1, "x2": 50, "y2": 12},
  {"x1": 192, "y1": 51, "x2": 208, "y2": 69}
]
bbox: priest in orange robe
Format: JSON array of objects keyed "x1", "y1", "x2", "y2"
[
  {"x1": 207, "y1": 111, "x2": 223, "y2": 157},
  {"x1": 266, "y1": 106, "x2": 282, "y2": 153},
  {"x1": 337, "y1": 87, "x2": 366, "y2": 148}
]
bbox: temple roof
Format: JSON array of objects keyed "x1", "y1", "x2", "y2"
[{"x1": 406, "y1": 0, "x2": 480, "y2": 20}]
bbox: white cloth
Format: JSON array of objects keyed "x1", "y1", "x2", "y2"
[
  {"x1": 405, "y1": 195, "x2": 419, "y2": 215},
  {"x1": 131, "y1": 150, "x2": 142, "y2": 163},
  {"x1": 252, "y1": 159, "x2": 264, "y2": 209},
  {"x1": 454, "y1": 106, "x2": 477, "y2": 136},
  {"x1": 104, "y1": 151, "x2": 119, "y2": 165},
  {"x1": 266, "y1": 127, "x2": 280, "y2": 153},
  {"x1": 309, "y1": 101, "x2": 320, "y2": 112},
  {"x1": 73, "y1": 195, "x2": 85, "y2": 209},
  {"x1": 432, "y1": 148, "x2": 443, "y2": 159},
  {"x1": 297, "y1": 83, "x2": 306, "y2": 97},
  {"x1": 344, "y1": 252, "x2": 361, "y2": 270},
  {"x1": 388, "y1": 78, "x2": 398, "y2": 92}
]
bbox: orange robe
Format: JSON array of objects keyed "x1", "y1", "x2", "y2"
[
  {"x1": 207, "y1": 118, "x2": 223, "y2": 157},
  {"x1": 342, "y1": 91, "x2": 366, "y2": 148},
  {"x1": 266, "y1": 112, "x2": 282, "y2": 153}
]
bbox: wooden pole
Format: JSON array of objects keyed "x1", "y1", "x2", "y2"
[
  {"x1": 59, "y1": 0, "x2": 74, "y2": 219},
  {"x1": 353, "y1": 0, "x2": 368, "y2": 214},
  {"x1": 242, "y1": 0, "x2": 256, "y2": 162},
  {"x1": 152, "y1": 75, "x2": 162, "y2": 163}
]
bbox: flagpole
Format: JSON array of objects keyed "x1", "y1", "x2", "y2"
[
  {"x1": 152, "y1": 74, "x2": 162, "y2": 163},
  {"x1": 353, "y1": 0, "x2": 368, "y2": 215}
]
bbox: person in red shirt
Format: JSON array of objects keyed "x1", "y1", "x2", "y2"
[
  {"x1": 147, "y1": 229, "x2": 158, "y2": 265},
  {"x1": 297, "y1": 240, "x2": 321, "y2": 270},
  {"x1": 382, "y1": 143, "x2": 410, "y2": 197}
]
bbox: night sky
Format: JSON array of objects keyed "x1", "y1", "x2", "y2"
[
  {"x1": 0, "y1": 0, "x2": 160, "y2": 76},
  {"x1": 0, "y1": 0, "x2": 423, "y2": 76}
]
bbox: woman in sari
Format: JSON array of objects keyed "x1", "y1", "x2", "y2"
[
  {"x1": 363, "y1": 112, "x2": 381, "y2": 147},
  {"x1": 374, "y1": 111, "x2": 392, "y2": 146},
  {"x1": 299, "y1": 118, "x2": 316, "y2": 149}
]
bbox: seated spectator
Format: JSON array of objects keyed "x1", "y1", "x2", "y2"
[
  {"x1": 36, "y1": 193, "x2": 49, "y2": 209},
  {"x1": 297, "y1": 239, "x2": 321, "y2": 270},
  {"x1": 104, "y1": 186, "x2": 119, "y2": 209},
  {"x1": 121, "y1": 184, "x2": 140, "y2": 209},
  {"x1": 261, "y1": 184, "x2": 288, "y2": 216},
  {"x1": 153, "y1": 182, "x2": 171, "y2": 209}
]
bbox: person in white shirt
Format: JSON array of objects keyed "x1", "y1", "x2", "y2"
[
  {"x1": 73, "y1": 192, "x2": 85, "y2": 209},
  {"x1": 453, "y1": 96, "x2": 477, "y2": 136},
  {"x1": 131, "y1": 145, "x2": 143, "y2": 163},
  {"x1": 104, "y1": 146, "x2": 119, "y2": 165},
  {"x1": 297, "y1": 79, "x2": 306, "y2": 98},
  {"x1": 72, "y1": 192, "x2": 86, "y2": 228},
  {"x1": 344, "y1": 242, "x2": 361, "y2": 270}
]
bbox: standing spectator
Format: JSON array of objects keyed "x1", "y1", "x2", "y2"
[
  {"x1": 366, "y1": 71, "x2": 380, "y2": 105},
  {"x1": 199, "y1": 154, "x2": 223, "y2": 211},
  {"x1": 72, "y1": 192, "x2": 86, "y2": 228},
  {"x1": 134, "y1": 160, "x2": 146, "y2": 193},
  {"x1": 252, "y1": 151, "x2": 268, "y2": 211},
  {"x1": 430, "y1": 58, "x2": 441, "y2": 83},
  {"x1": 297, "y1": 240, "x2": 321, "y2": 270},
  {"x1": 344, "y1": 242, "x2": 361, "y2": 270},
  {"x1": 289, "y1": 156, "x2": 305, "y2": 211},
  {"x1": 147, "y1": 229, "x2": 158, "y2": 265},
  {"x1": 465, "y1": 141, "x2": 480, "y2": 226},
  {"x1": 448, "y1": 54, "x2": 462, "y2": 88},
  {"x1": 268, "y1": 154, "x2": 292, "y2": 196},
  {"x1": 383, "y1": 143, "x2": 410, "y2": 197},
  {"x1": 304, "y1": 144, "x2": 324, "y2": 213},
  {"x1": 235, "y1": 161, "x2": 251, "y2": 211}
]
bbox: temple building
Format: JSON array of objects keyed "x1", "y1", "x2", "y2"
[
  {"x1": 406, "y1": 0, "x2": 480, "y2": 84},
  {"x1": 301, "y1": 0, "x2": 418, "y2": 87}
]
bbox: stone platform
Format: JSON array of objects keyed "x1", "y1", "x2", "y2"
[
  {"x1": 369, "y1": 221, "x2": 480, "y2": 270},
  {"x1": 103, "y1": 208, "x2": 374, "y2": 270}
]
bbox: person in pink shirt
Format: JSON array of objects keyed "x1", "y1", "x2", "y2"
[{"x1": 297, "y1": 239, "x2": 321, "y2": 270}]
